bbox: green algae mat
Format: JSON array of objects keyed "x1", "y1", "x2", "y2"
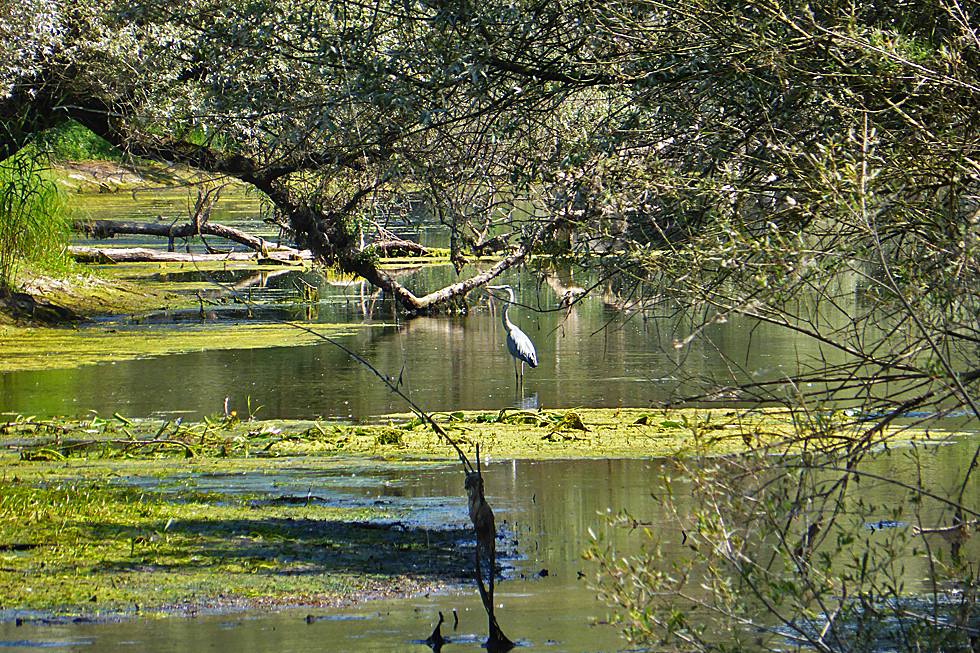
[
  {"x1": 0, "y1": 322, "x2": 360, "y2": 372},
  {"x1": 1, "y1": 406, "x2": 853, "y2": 462},
  {"x1": 0, "y1": 407, "x2": 940, "y2": 618}
]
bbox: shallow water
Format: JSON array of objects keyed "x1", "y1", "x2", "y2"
[
  {"x1": 0, "y1": 261, "x2": 826, "y2": 423},
  {"x1": 4, "y1": 182, "x2": 845, "y2": 421},
  {"x1": 5, "y1": 189, "x2": 980, "y2": 652},
  {"x1": 0, "y1": 458, "x2": 678, "y2": 652},
  {"x1": 4, "y1": 440, "x2": 980, "y2": 653}
]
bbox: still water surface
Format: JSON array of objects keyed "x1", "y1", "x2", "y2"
[
  {"x1": 1, "y1": 458, "x2": 677, "y2": 652},
  {"x1": 3, "y1": 445, "x2": 977, "y2": 652},
  {"x1": 3, "y1": 188, "x2": 978, "y2": 652},
  {"x1": 0, "y1": 263, "x2": 815, "y2": 422}
]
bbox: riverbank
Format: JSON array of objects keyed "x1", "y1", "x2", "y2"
[
  {"x1": 0, "y1": 269, "x2": 180, "y2": 328},
  {"x1": 1, "y1": 157, "x2": 252, "y2": 329}
]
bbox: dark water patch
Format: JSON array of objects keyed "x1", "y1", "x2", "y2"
[
  {"x1": 303, "y1": 613, "x2": 369, "y2": 623},
  {"x1": 0, "y1": 641, "x2": 93, "y2": 648}
]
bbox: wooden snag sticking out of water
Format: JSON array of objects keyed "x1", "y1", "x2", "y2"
[
  {"x1": 464, "y1": 471, "x2": 496, "y2": 575},
  {"x1": 465, "y1": 444, "x2": 514, "y2": 652},
  {"x1": 424, "y1": 611, "x2": 445, "y2": 652}
]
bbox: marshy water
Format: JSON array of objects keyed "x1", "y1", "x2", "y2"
[
  {"x1": 2, "y1": 183, "x2": 979, "y2": 652},
  {"x1": 0, "y1": 458, "x2": 677, "y2": 652},
  {"x1": 3, "y1": 446, "x2": 980, "y2": 652},
  {"x1": 2, "y1": 182, "x2": 832, "y2": 420}
]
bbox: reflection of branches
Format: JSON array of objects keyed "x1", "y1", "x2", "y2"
[
  {"x1": 183, "y1": 256, "x2": 480, "y2": 473},
  {"x1": 199, "y1": 269, "x2": 294, "y2": 300},
  {"x1": 296, "y1": 319, "x2": 475, "y2": 471}
]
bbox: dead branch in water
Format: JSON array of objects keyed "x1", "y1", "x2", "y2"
[{"x1": 67, "y1": 245, "x2": 310, "y2": 264}]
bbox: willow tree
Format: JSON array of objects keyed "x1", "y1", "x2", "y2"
[{"x1": 0, "y1": 0, "x2": 643, "y2": 312}]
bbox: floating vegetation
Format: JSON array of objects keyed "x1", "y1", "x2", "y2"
[
  {"x1": 0, "y1": 322, "x2": 363, "y2": 372},
  {"x1": 0, "y1": 407, "x2": 945, "y2": 618},
  {"x1": 0, "y1": 465, "x2": 464, "y2": 617},
  {"x1": 1, "y1": 407, "x2": 941, "y2": 463}
]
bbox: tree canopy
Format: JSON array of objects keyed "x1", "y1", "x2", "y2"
[
  {"x1": 5, "y1": 0, "x2": 980, "y2": 648},
  {"x1": 3, "y1": 0, "x2": 979, "y2": 388}
]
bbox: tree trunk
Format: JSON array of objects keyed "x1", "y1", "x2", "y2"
[
  {"x1": 72, "y1": 219, "x2": 286, "y2": 253},
  {"x1": 6, "y1": 78, "x2": 542, "y2": 314},
  {"x1": 68, "y1": 246, "x2": 308, "y2": 264}
]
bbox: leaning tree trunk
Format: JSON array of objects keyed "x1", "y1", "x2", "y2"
[{"x1": 4, "y1": 76, "x2": 552, "y2": 315}]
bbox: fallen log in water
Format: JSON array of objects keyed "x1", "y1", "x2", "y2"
[
  {"x1": 71, "y1": 218, "x2": 428, "y2": 261},
  {"x1": 68, "y1": 246, "x2": 311, "y2": 264},
  {"x1": 72, "y1": 218, "x2": 281, "y2": 253}
]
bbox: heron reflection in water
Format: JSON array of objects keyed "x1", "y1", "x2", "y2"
[{"x1": 486, "y1": 285, "x2": 538, "y2": 395}]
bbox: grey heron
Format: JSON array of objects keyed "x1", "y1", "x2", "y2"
[{"x1": 486, "y1": 285, "x2": 538, "y2": 393}]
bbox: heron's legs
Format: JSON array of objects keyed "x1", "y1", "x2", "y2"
[{"x1": 513, "y1": 356, "x2": 522, "y2": 395}]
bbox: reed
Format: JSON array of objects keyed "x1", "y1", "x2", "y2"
[{"x1": 0, "y1": 148, "x2": 74, "y2": 292}]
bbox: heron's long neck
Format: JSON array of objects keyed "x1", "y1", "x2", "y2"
[{"x1": 500, "y1": 289, "x2": 516, "y2": 329}]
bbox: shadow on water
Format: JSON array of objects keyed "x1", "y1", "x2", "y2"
[{"x1": 86, "y1": 516, "x2": 482, "y2": 583}]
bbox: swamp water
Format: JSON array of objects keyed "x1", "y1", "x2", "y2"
[
  {"x1": 0, "y1": 263, "x2": 826, "y2": 421},
  {"x1": 3, "y1": 445, "x2": 980, "y2": 653},
  {"x1": 3, "y1": 185, "x2": 980, "y2": 651},
  {"x1": 0, "y1": 458, "x2": 678, "y2": 652}
]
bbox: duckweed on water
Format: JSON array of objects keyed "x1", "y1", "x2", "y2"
[
  {"x1": 0, "y1": 431, "x2": 466, "y2": 618},
  {"x1": 0, "y1": 407, "x2": 939, "y2": 618},
  {"x1": 0, "y1": 322, "x2": 362, "y2": 372}
]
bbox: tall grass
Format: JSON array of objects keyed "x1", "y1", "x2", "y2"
[{"x1": 0, "y1": 148, "x2": 74, "y2": 293}]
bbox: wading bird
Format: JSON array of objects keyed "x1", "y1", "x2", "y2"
[{"x1": 486, "y1": 285, "x2": 538, "y2": 394}]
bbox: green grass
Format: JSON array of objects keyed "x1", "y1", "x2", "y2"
[
  {"x1": 41, "y1": 120, "x2": 121, "y2": 162},
  {"x1": 0, "y1": 118, "x2": 124, "y2": 291}
]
